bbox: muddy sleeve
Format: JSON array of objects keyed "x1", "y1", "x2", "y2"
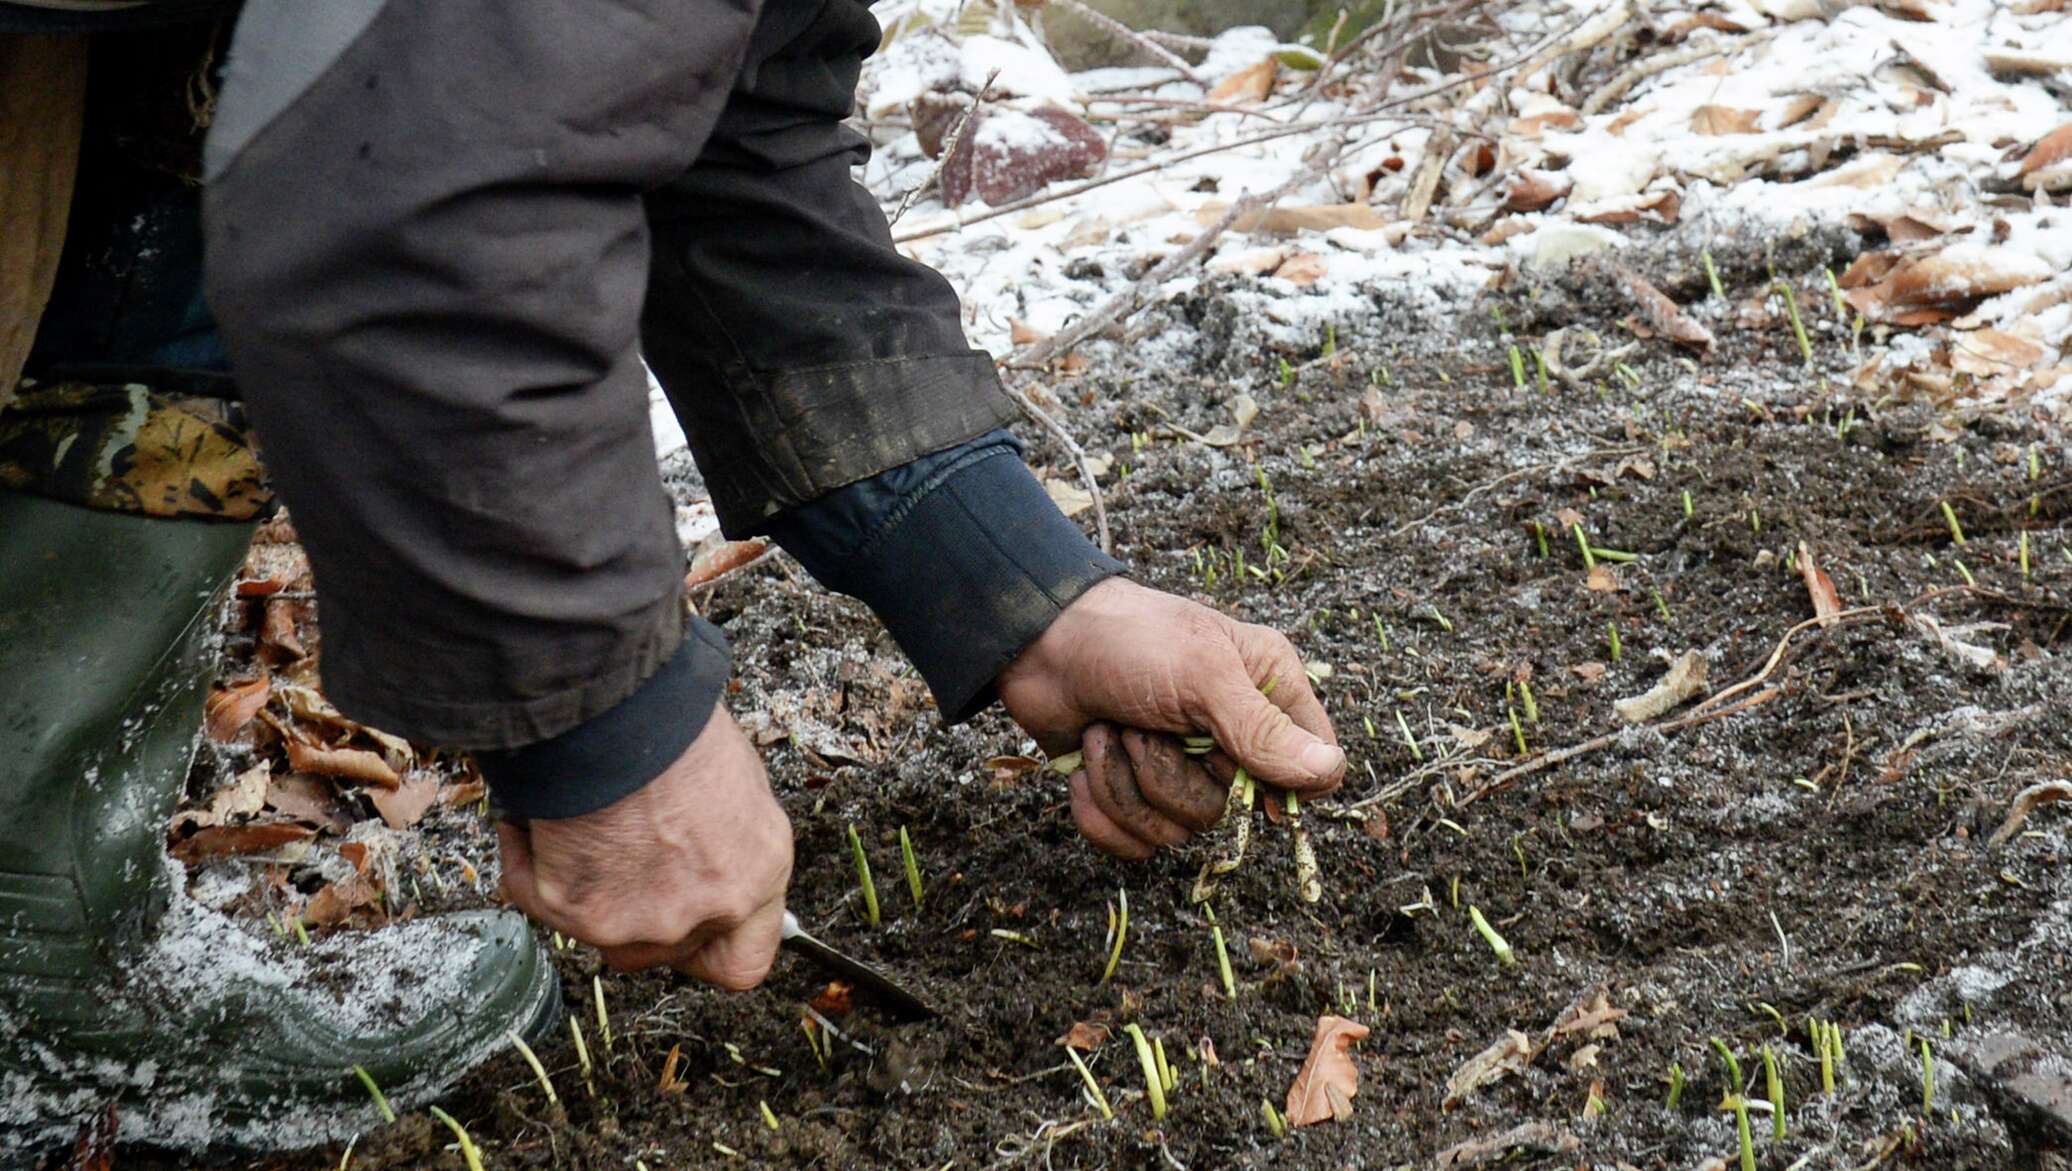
[{"x1": 202, "y1": 0, "x2": 763, "y2": 819}]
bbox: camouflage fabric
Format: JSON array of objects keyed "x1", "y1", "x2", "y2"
[{"x1": 0, "y1": 378, "x2": 270, "y2": 519}]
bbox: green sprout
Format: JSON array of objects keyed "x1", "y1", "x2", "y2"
[
  {"x1": 1532, "y1": 346, "x2": 1551, "y2": 393},
  {"x1": 1682, "y1": 489, "x2": 1695, "y2": 519},
  {"x1": 593, "y1": 974, "x2": 613, "y2": 1054},
  {"x1": 1509, "y1": 345, "x2": 1526, "y2": 388},
  {"x1": 1711, "y1": 1037, "x2": 1744, "y2": 1097},
  {"x1": 1064, "y1": 1046, "x2": 1114, "y2": 1120},
  {"x1": 1206, "y1": 904, "x2": 1236, "y2": 1000},
  {"x1": 1508, "y1": 706, "x2": 1528, "y2": 756},
  {"x1": 569, "y1": 1017, "x2": 595, "y2": 1096},
  {"x1": 848, "y1": 823, "x2": 880, "y2": 927},
  {"x1": 1667, "y1": 1061, "x2": 1685, "y2": 1109},
  {"x1": 1652, "y1": 588, "x2": 1672, "y2": 621},
  {"x1": 351, "y1": 1065, "x2": 396, "y2": 1124},
  {"x1": 1763, "y1": 1044, "x2": 1784, "y2": 1139},
  {"x1": 1532, "y1": 520, "x2": 1550, "y2": 559},
  {"x1": 1394, "y1": 709, "x2": 1423, "y2": 762},
  {"x1": 1941, "y1": 500, "x2": 1967, "y2": 545},
  {"x1": 1262, "y1": 1098, "x2": 1288, "y2": 1138},
  {"x1": 1607, "y1": 621, "x2": 1623, "y2": 662},
  {"x1": 1153, "y1": 1036, "x2": 1176, "y2": 1096},
  {"x1": 1518, "y1": 679, "x2": 1539, "y2": 725},
  {"x1": 428, "y1": 1107, "x2": 486, "y2": 1171},
  {"x1": 1777, "y1": 280, "x2": 1814, "y2": 367},
  {"x1": 1921, "y1": 1037, "x2": 1935, "y2": 1112},
  {"x1": 899, "y1": 825, "x2": 924, "y2": 911},
  {"x1": 2021, "y1": 531, "x2": 2031, "y2": 581},
  {"x1": 1099, "y1": 887, "x2": 1129, "y2": 986},
  {"x1": 1124, "y1": 1024, "x2": 1168, "y2": 1120},
  {"x1": 1729, "y1": 1093, "x2": 1756, "y2": 1171},
  {"x1": 1574, "y1": 523, "x2": 1597, "y2": 571},
  {"x1": 1824, "y1": 267, "x2": 1847, "y2": 319},
  {"x1": 508, "y1": 1030, "x2": 558, "y2": 1106},
  {"x1": 1703, "y1": 249, "x2": 1725, "y2": 299},
  {"x1": 759, "y1": 1100, "x2": 781, "y2": 1131},
  {"x1": 1468, "y1": 905, "x2": 1515, "y2": 968}
]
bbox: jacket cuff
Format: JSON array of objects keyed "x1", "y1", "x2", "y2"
[
  {"x1": 475, "y1": 617, "x2": 731, "y2": 820},
  {"x1": 767, "y1": 435, "x2": 1125, "y2": 722}
]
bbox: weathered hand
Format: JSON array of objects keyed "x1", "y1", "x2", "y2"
[
  {"x1": 497, "y1": 702, "x2": 793, "y2": 989},
  {"x1": 997, "y1": 577, "x2": 1343, "y2": 858}
]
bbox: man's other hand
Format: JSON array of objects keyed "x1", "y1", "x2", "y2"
[
  {"x1": 497, "y1": 703, "x2": 792, "y2": 989},
  {"x1": 997, "y1": 578, "x2": 1344, "y2": 859}
]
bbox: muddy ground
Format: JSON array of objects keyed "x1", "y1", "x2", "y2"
[{"x1": 147, "y1": 233, "x2": 2071, "y2": 1170}]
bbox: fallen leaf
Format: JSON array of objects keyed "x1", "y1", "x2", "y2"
[
  {"x1": 1799, "y1": 542, "x2": 1843, "y2": 628},
  {"x1": 1208, "y1": 57, "x2": 1277, "y2": 104},
  {"x1": 1248, "y1": 936, "x2": 1300, "y2": 969},
  {"x1": 266, "y1": 773, "x2": 351, "y2": 831},
  {"x1": 2017, "y1": 121, "x2": 2072, "y2": 175},
  {"x1": 1285, "y1": 1015, "x2": 1368, "y2": 1126},
  {"x1": 235, "y1": 576, "x2": 286, "y2": 598},
  {"x1": 439, "y1": 778, "x2": 488, "y2": 807},
  {"x1": 1009, "y1": 317, "x2": 1050, "y2": 345},
  {"x1": 1504, "y1": 168, "x2": 1572, "y2": 212},
  {"x1": 284, "y1": 740, "x2": 402, "y2": 789},
  {"x1": 1609, "y1": 261, "x2": 1714, "y2": 351},
  {"x1": 1044, "y1": 477, "x2": 1094, "y2": 517},
  {"x1": 1613, "y1": 650, "x2": 1709, "y2": 723},
  {"x1": 1839, "y1": 251, "x2": 1905, "y2": 288},
  {"x1": 1910, "y1": 612, "x2": 2006, "y2": 674},
  {"x1": 1550, "y1": 986, "x2": 1628, "y2": 1040},
  {"x1": 369, "y1": 772, "x2": 438, "y2": 830},
  {"x1": 1567, "y1": 1043, "x2": 1602, "y2": 1071},
  {"x1": 1196, "y1": 201, "x2": 1389, "y2": 234},
  {"x1": 1691, "y1": 105, "x2": 1762, "y2": 135},
  {"x1": 1273, "y1": 252, "x2": 1329, "y2": 285},
  {"x1": 811, "y1": 981, "x2": 855, "y2": 1017},
  {"x1": 1571, "y1": 661, "x2": 1607, "y2": 683},
  {"x1": 1949, "y1": 328, "x2": 2047, "y2": 375},
  {"x1": 204, "y1": 677, "x2": 271, "y2": 742},
  {"x1": 658, "y1": 1042, "x2": 690, "y2": 1094},
  {"x1": 259, "y1": 598, "x2": 306, "y2": 659},
  {"x1": 172, "y1": 763, "x2": 272, "y2": 832},
  {"x1": 1060, "y1": 1020, "x2": 1110, "y2": 1050},
  {"x1": 302, "y1": 873, "x2": 379, "y2": 926},
  {"x1": 1509, "y1": 109, "x2": 1582, "y2": 136},
  {"x1": 1585, "y1": 564, "x2": 1621, "y2": 592},
  {"x1": 685, "y1": 537, "x2": 770, "y2": 589},
  {"x1": 1443, "y1": 1029, "x2": 1535, "y2": 1110},
  {"x1": 1846, "y1": 249, "x2": 2051, "y2": 322},
  {"x1": 1210, "y1": 245, "x2": 1288, "y2": 276},
  {"x1": 169, "y1": 821, "x2": 315, "y2": 863}
]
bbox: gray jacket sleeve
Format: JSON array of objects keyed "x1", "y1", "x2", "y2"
[{"x1": 203, "y1": 0, "x2": 766, "y2": 754}]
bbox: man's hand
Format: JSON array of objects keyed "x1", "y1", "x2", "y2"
[
  {"x1": 497, "y1": 703, "x2": 792, "y2": 989},
  {"x1": 997, "y1": 578, "x2": 1344, "y2": 859}
]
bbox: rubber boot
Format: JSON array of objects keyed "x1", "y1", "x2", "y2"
[{"x1": 0, "y1": 491, "x2": 560, "y2": 1158}]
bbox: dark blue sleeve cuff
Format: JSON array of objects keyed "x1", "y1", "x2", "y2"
[
  {"x1": 765, "y1": 431, "x2": 1125, "y2": 722},
  {"x1": 474, "y1": 616, "x2": 731, "y2": 819}
]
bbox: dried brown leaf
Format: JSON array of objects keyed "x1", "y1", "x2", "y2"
[
  {"x1": 1196, "y1": 201, "x2": 1389, "y2": 234},
  {"x1": 1208, "y1": 57, "x2": 1277, "y2": 104},
  {"x1": 265, "y1": 773, "x2": 351, "y2": 831},
  {"x1": 1285, "y1": 1015, "x2": 1368, "y2": 1126},
  {"x1": 204, "y1": 677, "x2": 272, "y2": 742},
  {"x1": 1613, "y1": 650, "x2": 1709, "y2": 723},
  {"x1": 259, "y1": 598, "x2": 306, "y2": 659},
  {"x1": 1504, "y1": 169, "x2": 1572, "y2": 212},
  {"x1": 302, "y1": 873, "x2": 379, "y2": 926},
  {"x1": 1799, "y1": 542, "x2": 1843, "y2": 628},
  {"x1": 169, "y1": 821, "x2": 315, "y2": 863},
  {"x1": 1585, "y1": 564, "x2": 1621, "y2": 593},
  {"x1": 284, "y1": 740, "x2": 402, "y2": 789},
  {"x1": 1060, "y1": 1020, "x2": 1110, "y2": 1050},
  {"x1": 811, "y1": 981, "x2": 855, "y2": 1017},
  {"x1": 685, "y1": 537, "x2": 771, "y2": 589},
  {"x1": 2018, "y1": 121, "x2": 2072, "y2": 175},
  {"x1": 1273, "y1": 252, "x2": 1329, "y2": 285},
  {"x1": 369, "y1": 772, "x2": 438, "y2": 830},
  {"x1": 1443, "y1": 1029, "x2": 1534, "y2": 1110},
  {"x1": 1550, "y1": 985, "x2": 1628, "y2": 1040},
  {"x1": 1691, "y1": 105, "x2": 1762, "y2": 135},
  {"x1": 1609, "y1": 262, "x2": 1714, "y2": 351},
  {"x1": 1009, "y1": 317, "x2": 1050, "y2": 345}
]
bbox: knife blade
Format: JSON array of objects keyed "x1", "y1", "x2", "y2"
[{"x1": 781, "y1": 911, "x2": 936, "y2": 1021}]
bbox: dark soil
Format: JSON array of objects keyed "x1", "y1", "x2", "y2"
[{"x1": 149, "y1": 248, "x2": 2072, "y2": 1170}]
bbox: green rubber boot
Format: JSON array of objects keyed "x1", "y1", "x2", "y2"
[{"x1": 0, "y1": 491, "x2": 560, "y2": 1158}]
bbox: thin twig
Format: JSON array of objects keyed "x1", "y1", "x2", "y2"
[
  {"x1": 1005, "y1": 382, "x2": 1112, "y2": 555},
  {"x1": 1052, "y1": 0, "x2": 1202, "y2": 82},
  {"x1": 890, "y1": 70, "x2": 998, "y2": 226},
  {"x1": 1383, "y1": 447, "x2": 1647, "y2": 540},
  {"x1": 894, "y1": 12, "x2": 1597, "y2": 244},
  {"x1": 1009, "y1": 137, "x2": 1347, "y2": 371}
]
